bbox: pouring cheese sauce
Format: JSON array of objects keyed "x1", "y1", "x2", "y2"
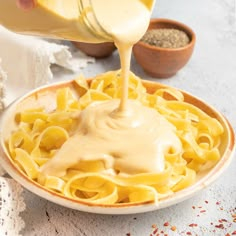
[{"x1": 39, "y1": 0, "x2": 183, "y2": 177}]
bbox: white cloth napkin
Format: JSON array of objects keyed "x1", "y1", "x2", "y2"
[
  {"x1": 0, "y1": 26, "x2": 95, "y2": 108},
  {"x1": 0, "y1": 26, "x2": 95, "y2": 235}
]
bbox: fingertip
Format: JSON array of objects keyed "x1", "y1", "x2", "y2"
[{"x1": 17, "y1": 0, "x2": 35, "y2": 10}]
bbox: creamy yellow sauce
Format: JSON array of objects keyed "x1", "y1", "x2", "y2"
[
  {"x1": 1, "y1": 0, "x2": 184, "y2": 177},
  {"x1": 41, "y1": 99, "x2": 182, "y2": 177}
]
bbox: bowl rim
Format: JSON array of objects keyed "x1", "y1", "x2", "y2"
[
  {"x1": 0, "y1": 79, "x2": 235, "y2": 215},
  {"x1": 134, "y1": 18, "x2": 196, "y2": 52}
]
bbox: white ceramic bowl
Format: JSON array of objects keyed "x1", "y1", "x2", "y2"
[{"x1": 0, "y1": 79, "x2": 235, "y2": 214}]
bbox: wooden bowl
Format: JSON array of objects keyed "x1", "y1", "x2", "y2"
[
  {"x1": 133, "y1": 18, "x2": 196, "y2": 78},
  {"x1": 72, "y1": 41, "x2": 116, "y2": 58},
  {"x1": 0, "y1": 79, "x2": 234, "y2": 214}
]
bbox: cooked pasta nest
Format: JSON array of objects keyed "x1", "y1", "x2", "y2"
[{"x1": 7, "y1": 70, "x2": 224, "y2": 206}]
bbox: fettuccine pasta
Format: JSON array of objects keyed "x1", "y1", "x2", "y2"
[{"x1": 7, "y1": 71, "x2": 224, "y2": 206}]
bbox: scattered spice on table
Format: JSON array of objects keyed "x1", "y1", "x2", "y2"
[
  {"x1": 232, "y1": 213, "x2": 236, "y2": 223},
  {"x1": 148, "y1": 199, "x2": 236, "y2": 236},
  {"x1": 152, "y1": 228, "x2": 158, "y2": 235},
  {"x1": 219, "y1": 219, "x2": 227, "y2": 223},
  {"x1": 189, "y1": 223, "x2": 198, "y2": 227},
  {"x1": 141, "y1": 28, "x2": 190, "y2": 48},
  {"x1": 215, "y1": 223, "x2": 224, "y2": 229},
  {"x1": 163, "y1": 222, "x2": 169, "y2": 227}
]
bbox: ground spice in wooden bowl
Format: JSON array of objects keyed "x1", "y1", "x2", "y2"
[
  {"x1": 141, "y1": 28, "x2": 190, "y2": 48},
  {"x1": 133, "y1": 18, "x2": 196, "y2": 78}
]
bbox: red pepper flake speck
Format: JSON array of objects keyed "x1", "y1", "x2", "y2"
[
  {"x1": 189, "y1": 223, "x2": 198, "y2": 227},
  {"x1": 198, "y1": 206, "x2": 202, "y2": 209},
  {"x1": 225, "y1": 234, "x2": 230, "y2": 236},
  {"x1": 163, "y1": 222, "x2": 169, "y2": 227},
  {"x1": 192, "y1": 206, "x2": 195, "y2": 209},
  {"x1": 218, "y1": 219, "x2": 228, "y2": 223},
  {"x1": 220, "y1": 207, "x2": 224, "y2": 210},
  {"x1": 205, "y1": 200, "x2": 208, "y2": 204},
  {"x1": 186, "y1": 232, "x2": 192, "y2": 235},
  {"x1": 126, "y1": 234, "x2": 131, "y2": 236},
  {"x1": 153, "y1": 228, "x2": 158, "y2": 234},
  {"x1": 152, "y1": 224, "x2": 157, "y2": 228},
  {"x1": 216, "y1": 201, "x2": 221, "y2": 205},
  {"x1": 215, "y1": 224, "x2": 224, "y2": 229},
  {"x1": 200, "y1": 210, "x2": 206, "y2": 213},
  {"x1": 232, "y1": 230, "x2": 236, "y2": 235},
  {"x1": 160, "y1": 230, "x2": 164, "y2": 234},
  {"x1": 210, "y1": 222, "x2": 213, "y2": 225},
  {"x1": 171, "y1": 226, "x2": 176, "y2": 231},
  {"x1": 164, "y1": 234, "x2": 168, "y2": 236}
]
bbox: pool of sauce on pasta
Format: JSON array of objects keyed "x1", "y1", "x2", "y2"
[{"x1": 41, "y1": 0, "x2": 182, "y2": 177}]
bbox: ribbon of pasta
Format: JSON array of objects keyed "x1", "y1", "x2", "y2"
[{"x1": 63, "y1": 173, "x2": 158, "y2": 204}]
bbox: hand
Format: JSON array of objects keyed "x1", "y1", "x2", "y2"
[{"x1": 17, "y1": 0, "x2": 35, "y2": 10}]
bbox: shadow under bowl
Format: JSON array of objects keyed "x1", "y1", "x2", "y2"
[{"x1": 133, "y1": 18, "x2": 196, "y2": 78}]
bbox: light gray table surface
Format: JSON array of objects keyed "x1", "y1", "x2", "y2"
[{"x1": 20, "y1": 0, "x2": 236, "y2": 235}]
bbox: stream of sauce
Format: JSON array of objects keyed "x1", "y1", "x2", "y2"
[{"x1": 90, "y1": 0, "x2": 151, "y2": 111}]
